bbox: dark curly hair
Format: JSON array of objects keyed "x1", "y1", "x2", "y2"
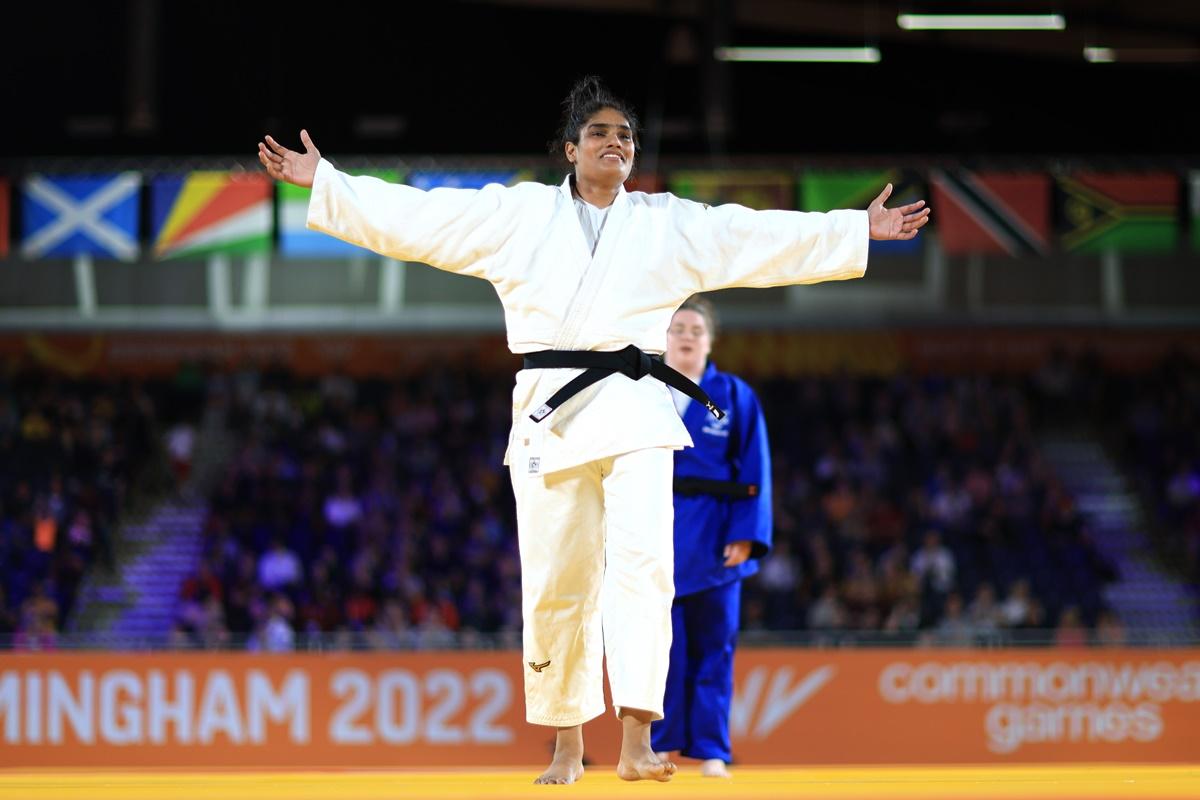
[{"x1": 549, "y1": 75, "x2": 640, "y2": 164}]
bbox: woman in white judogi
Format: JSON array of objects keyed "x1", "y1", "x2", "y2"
[{"x1": 258, "y1": 77, "x2": 929, "y2": 784}]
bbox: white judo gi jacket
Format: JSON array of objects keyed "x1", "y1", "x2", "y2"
[{"x1": 306, "y1": 158, "x2": 869, "y2": 474}]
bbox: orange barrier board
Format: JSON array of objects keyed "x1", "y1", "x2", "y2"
[{"x1": 1, "y1": 649, "x2": 1197, "y2": 768}]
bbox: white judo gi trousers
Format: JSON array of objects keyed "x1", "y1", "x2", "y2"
[{"x1": 510, "y1": 446, "x2": 676, "y2": 726}]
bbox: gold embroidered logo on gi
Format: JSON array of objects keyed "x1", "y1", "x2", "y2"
[
  {"x1": 529, "y1": 660, "x2": 551, "y2": 673},
  {"x1": 528, "y1": 456, "x2": 541, "y2": 474}
]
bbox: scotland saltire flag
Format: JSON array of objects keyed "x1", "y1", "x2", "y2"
[{"x1": 21, "y1": 173, "x2": 141, "y2": 260}]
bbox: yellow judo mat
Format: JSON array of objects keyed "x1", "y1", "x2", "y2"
[{"x1": 2, "y1": 766, "x2": 1198, "y2": 800}]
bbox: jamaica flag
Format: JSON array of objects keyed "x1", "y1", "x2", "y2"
[
  {"x1": 1056, "y1": 172, "x2": 1178, "y2": 253},
  {"x1": 801, "y1": 170, "x2": 926, "y2": 254}
]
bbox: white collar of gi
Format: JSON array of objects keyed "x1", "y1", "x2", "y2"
[{"x1": 560, "y1": 174, "x2": 628, "y2": 210}]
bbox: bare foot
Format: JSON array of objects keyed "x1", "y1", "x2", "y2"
[
  {"x1": 535, "y1": 755, "x2": 584, "y2": 785},
  {"x1": 534, "y1": 725, "x2": 585, "y2": 785},
  {"x1": 616, "y1": 708, "x2": 676, "y2": 782},
  {"x1": 701, "y1": 758, "x2": 730, "y2": 778},
  {"x1": 616, "y1": 752, "x2": 676, "y2": 782}
]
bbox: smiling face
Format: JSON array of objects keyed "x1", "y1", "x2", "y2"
[
  {"x1": 666, "y1": 308, "x2": 712, "y2": 377},
  {"x1": 564, "y1": 107, "x2": 635, "y2": 186}
]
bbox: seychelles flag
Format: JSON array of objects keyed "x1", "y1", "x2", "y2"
[{"x1": 151, "y1": 172, "x2": 272, "y2": 259}]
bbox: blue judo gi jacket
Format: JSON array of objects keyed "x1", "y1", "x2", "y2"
[{"x1": 672, "y1": 361, "x2": 773, "y2": 597}]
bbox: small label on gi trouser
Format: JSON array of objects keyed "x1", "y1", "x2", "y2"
[{"x1": 528, "y1": 457, "x2": 541, "y2": 474}]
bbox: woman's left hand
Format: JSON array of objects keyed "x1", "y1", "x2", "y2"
[
  {"x1": 724, "y1": 540, "x2": 753, "y2": 567},
  {"x1": 868, "y1": 183, "x2": 931, "y2": 240}
]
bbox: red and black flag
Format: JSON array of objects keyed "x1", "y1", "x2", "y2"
[{"x1": 929, "y1": 170, "x2": 1051, "y2": 256}]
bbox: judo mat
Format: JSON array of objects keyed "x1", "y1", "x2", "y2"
[{"x1": 2, "y1": 765, "x2": 1198, "y2": 800}]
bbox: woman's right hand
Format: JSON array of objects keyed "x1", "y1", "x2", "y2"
[{"x1": 258, "y1": 129, "x2": 320, "y2": 188}]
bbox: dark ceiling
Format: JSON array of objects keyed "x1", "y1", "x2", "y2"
[{"x1": 4, "y1": 0, "x2": 1198, "y2": 160}]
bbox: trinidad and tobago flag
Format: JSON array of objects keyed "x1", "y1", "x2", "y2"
[
  {"x1": 1055, "y1": 172, "x2": 1178, "y2": 254},
  {"x1": 929, "y1": 170, "x2": 1051, "y2": 256}
]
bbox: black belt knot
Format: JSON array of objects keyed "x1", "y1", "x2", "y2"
[
  {"x1": 522, "y1": 345, "x2": 724, "y2": 424},
  {"x1": 617, "y1": 344, "x2": 654, "y2": 380}
]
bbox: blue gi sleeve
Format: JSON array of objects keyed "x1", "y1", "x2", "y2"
[{"x1": 726, "y1": 377, "x2": 772, "y2": 559}]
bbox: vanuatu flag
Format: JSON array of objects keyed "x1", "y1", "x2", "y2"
[
  {"x1": 669, "y1": 171, "x2": 794, "y2": 210},
  {"x1": 279, "y1": 170, "x2": 399, "y2": 258},
  {"x1": 929, "y1": 170, "x2": 1051, "y2": 256},
  {"x1": 151, "y1": 172, "x2": 272, "y2": 259},
  {"x1": 801, "y1": 170, "x2": 925, "y2": 254},
  {"x1": 1056, "y1": 172, "x2": 1178, "y2": 253}
]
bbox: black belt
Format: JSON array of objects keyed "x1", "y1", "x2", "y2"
[
  {"x1": 522, "y1": 344, "x2": 724, "y2": 424},
  {"x1": 674, "y1": 477, "x2": 759, "y2": 499}
]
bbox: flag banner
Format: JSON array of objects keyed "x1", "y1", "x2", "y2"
[
  {"x1": 406, "y1": 170, "x2": 534, "y2": 191},
  {"x1": 0, "y1": 178, "x2": 9, "y2": 259},
  {"x1": 668, "y1": 171, "x2": 793, "y2": 210},
  {"x1": 279, "y1": 170, "x2": 400, "y2": 258},
  {"x1": 151, "y1": 172, "x2": 272, "y2": 259},
  {"x1": 625, "y1": 172, "x2": 663, "y2": 193},
  {"x1": 1191, "y1": 171, "x2": 1200, "y2": 251},
  {"x1": 1056, "y1": 172, "x2": 1178, "y2": 253},
  {"x1": 929, "y1": 170, "x2": 1051, "y2": 256},
  {"x1": 20, "y1": 173, "x2": 140, "y2": 261},
  {"x1": 801, "y1": 170, "x2": 925, "y2": 254}
]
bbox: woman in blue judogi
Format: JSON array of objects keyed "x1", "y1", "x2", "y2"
[{"x1": 652, "y1": 296, "x2": 772, "y2": 778}]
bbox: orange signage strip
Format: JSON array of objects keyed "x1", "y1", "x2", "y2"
[{"x1": 0, "y1": 649, "x2": 1197, "y2": 768}]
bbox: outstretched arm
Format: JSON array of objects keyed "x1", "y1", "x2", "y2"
[
  {"x1": 258, "y1": 130, "x2": 320, "y2": 188},
  {"x1": 255, "y1": 130, "x2": 521, "y2": 278},
  {"x1": 868, "y1": 183, "x2": 931, "y2": 241}
]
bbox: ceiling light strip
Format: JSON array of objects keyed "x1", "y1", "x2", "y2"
[
  {"x1": 897, "y1": 14, "x2": 1066, "y2": 31},
  {"x1": 715, "y1": 47, "x2": 881, "y2": 63}
]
